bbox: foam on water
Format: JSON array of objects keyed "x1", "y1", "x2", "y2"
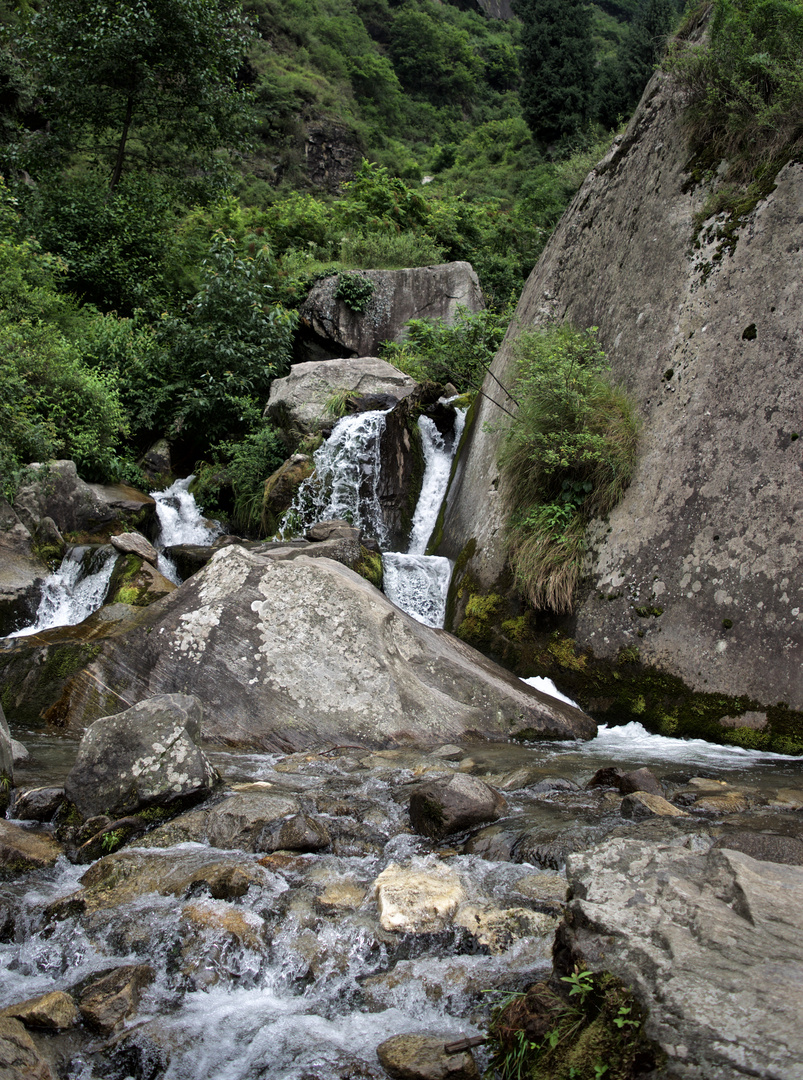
[
  {"x1": 6, "y1": 546, "x2": 117, "y2": 639},
  {"x1": 584, "y1": 720, "x2": 802, "y2": 767},
  {"x1": 521, "y1": 675, "x2": 579, "y2": 708},
  {"x1": 152, "y1": 475, "x2": 222, "y2": 582},
  {"x1": 381, "y1": 552, "x2": 452, "y2": 628}
]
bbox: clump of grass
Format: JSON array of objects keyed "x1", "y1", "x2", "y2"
[
  {"x1": 666, "y1": 0, "x2": 803, "y2": 184},
  {"x1": 499, "y1": 324, "x2": 640, "y2": 613}
]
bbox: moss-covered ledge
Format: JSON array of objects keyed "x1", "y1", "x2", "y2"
[{"x1": 451, "y1": 573, "x2": 803, "y2": 755}]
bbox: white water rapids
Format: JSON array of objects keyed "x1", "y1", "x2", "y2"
[
  {"x1": 6, "y1": 546, "x2": 118, "y2": 639},
  {"x1": 152, "y1": 475, "x2": 222, "y2": 583}
]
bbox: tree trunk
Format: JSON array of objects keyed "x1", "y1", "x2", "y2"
[{"x1": 108, "y1": 96, "x2": 134, "y2": 197}]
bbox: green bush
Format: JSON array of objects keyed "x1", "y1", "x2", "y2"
[
  {"x1": 499, "y1": 324, "x2": 640, "y2": 612},
  {"x1": 667, "y1": 0, "x2": 803, "y2": 179},
  {"x1": 193, "y1": 422, "x2": 286, "y2": 534},
  {"x1": 381, "y1": 304, "x2": 511, "y2": 392}
]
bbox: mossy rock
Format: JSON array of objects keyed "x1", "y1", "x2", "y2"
[
  {"x1": 107, "y1": 554, "x2": 175, "y2": 607},
  {"x1": 354, "y1": 546, "x2": 383, "y2": 590}
]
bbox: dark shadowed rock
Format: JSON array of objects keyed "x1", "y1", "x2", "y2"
[
  {"x1": 618, "y1": 767, "x2": 663, "y2": 796},
  {"x1": 410, "y1": 774, "x2": 507, "y2": 840},
  {"x1": 14, "y1": 460, "x2": 155, "y2": 536},
  {"x1": 11, "y1": 788, "x2": 65, "y2": 823},
  {"x1": 376, "y1": 1033, "x2": 480, "y2": 1080},
  {"x1": 0, "y1": 820, "x2": 63, "y2": 874},
  {"x1": 0, "y1": 498, "x2": 47, "y2": 638},
  {"x1": 260, "y1": 813, "x2": 331, "y2": 853},
  {"x1": 563, "y1": 837, "x2": 803, "y2": 1079},
  {"x1": 586, "y1": 767, "x2": 624, "y2": 790},
  {"x1": 0, "y1": 702, "x2": 13, "y2": 788},
  {"x1": 31, "y1": 546, "x2": 596, "y2": 750},
  {"x1": 63, "y1": 693, "x2": 219, "y2": 820},
  {"x1": 713, "y1": 830, "x2": 803, "y2": 866}
]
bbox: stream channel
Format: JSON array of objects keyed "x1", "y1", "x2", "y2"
[{"x1": 2, "y1": 411, "x2": 802, "y2": 1079}]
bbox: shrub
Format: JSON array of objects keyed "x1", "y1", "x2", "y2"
[
  {"x1": 499, "y1": 324, "x2": 640, "y2": 612},
  {"x1": 666, "y1": 0, "x2": 803, "y2": 181}
]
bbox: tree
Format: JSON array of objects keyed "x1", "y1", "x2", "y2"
[
  {"x1": 23, "y1": 0, "x2": 253, "y2": 193},
  {"x1": 516, "y1": 0, "x2": 594, "y2": 144}
]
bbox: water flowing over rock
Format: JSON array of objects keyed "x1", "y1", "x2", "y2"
[
  {"x1": 41, "y1": 545, "x2": 596, "y2": 748},
  {"x1": 437, "y1": 69, "x2": 803, "y2": 711},
  {"x1": 7, "y1": 546, "x2": 119, "y2": 640},
  {"x1": 63, "y1": 693, "x2": 219, "y2": 820},
  {"x1": 267, "y1": 357, "x2": 417, "y2": 434},
  {"x1": 561, "y1": 837, "x2": 803, "y2": 1079},
  {"x1": 297, "y1": 263, "x2": 484, "y2": 362}
]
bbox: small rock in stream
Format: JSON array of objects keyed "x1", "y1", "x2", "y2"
[
  {"x1": 77, "y1": 964, "x2": 155, "y2": 1033},
  {"x1": 620, "y1": 791, "x2": 687, "y2": 819},
  {"x1": 10, "y1": 787, "x2": 65, "y2": 823},
  {"x1": 0, "y1": 1017, "x2": 54, "y2": 1080},
  {"x1": 0, "y1": 991, "x2": 79, "y2": 1031},
  {"x1": 376, "y1": 1033, "x2": 480, "y2": 1080},
  {"x1": 409, "y1": 774, "x2": 507, "y2": 840}
]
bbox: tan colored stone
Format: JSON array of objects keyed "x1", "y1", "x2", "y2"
[
  {"x1": 769, "y1": 788, "x2": 803, "y2": 810},
  {"x1": 688, "y1": 777, "x2": 730, "y2": 791},
  {"x1": 621, "y1": 792, "x2": 688, "y2": 819},
  {"x1": 453, "y1": 902, "x2": 556, "y2": 953},
  {"x1": 180, "y1": 901, "x2": 265, "y2": 952},
  {"x1": 110, "y1": 532, "x2": 158, "y2": 565},
  {"x1": 78, "y1": 964, "x2": 154, "y2": 1033},
  {"x1": 373, "y1": 862, "x2": 464, "y2": 933},
  {"x1": 0, "y1": 820, "x2": 63, "y2": 874},
  {"x1": 515, "y1": 872, "x2": 568, "y2": 906},
  {"x1": 316, "y1": 881, "x2": 367, "y2": 912},
  {"x1": 694, "y1": 792, "x2": 751, "y2": 814},
  {"x1": 0, "y1": 992, "x2": 78, "y2": 1031},
  {"x1": 0, "y1": 1017, "x2": 54, "y2": 1080},
  {"x1": 376, "y1": 1032, "x2": 481, "y2": 1080}
]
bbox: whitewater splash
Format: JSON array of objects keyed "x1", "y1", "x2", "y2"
[
  {"x1": 382, "y1": 409, "x2": 466, "y2": 628},
  {"x1": 152, "y1": 476, "x2": 222, "y2": 583},
  {"x1": 7, "y1": 546, "x2": 118, "y2": 639},
  {"x1": 280, "y1": 410, "x2": 389, "y2": 545}
]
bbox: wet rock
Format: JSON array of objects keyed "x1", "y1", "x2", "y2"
[
  {"x1": 261, "y1": 455, "x2": 314, "y2": 534},
  {"x1": 306, "y1": 520, "x2": 360, "y2": 542},
  {"x1": 316, "y1": 881, "x2": 367, "y2": 912},
  {"x1": 462, "y1": 825, "x2": 514, "y2": 862},
  {"x1": 64, "y1": 693, "x2": 219, "y2": 820},
  {"x1": 77, "y1": 964, "x2": 155, "y2": 1033},
  {"x1": 374, "y1": 862, "x2": 464, "y2": 933},
  {"x1": 713, "y1": 830, "x2": 803, "y2": 865},
  {"x1": 769, "y1": 787, "x2": 803, "y2": 810},
  {"x1": 0, "y1": 1017, "x2": 54, "y2": 1080},
  {"x1": 107, "y1": 553, "x2": 176, "y2": 606},
  {"x1": 44, "y1": 545, "x2": 596, "y2": 749},
  {"x1": 586, "y1": 766, "x2": 624, "y2": 790},
  {"x1": 178, "y1": 902, "x2": 267, "y2": 989},
  {"x1": 620, "y1": 792, "x2": 687, "y2": 820},
  {"x1": 618, "y1": 767, "x2": 663, "y2": 796},
  {"x1": 14, "y1": 460, "x2": 155, "y2": 536},
  {"x1": 260, "y1": 813, "x2": 331, "y2": 853},
  {"x1": 204, "y1": 793, "x2": 301, "y2": 851},
  {"x1": 687, "y1": 777, "x2": 730, "y2": 792},
  {"x1": 409, "y1": 775, "x2": 507, "y2": 840},
  {"x1": 376, "y1": 1032, "x2": 481, "y2": 1080},
  {"x1": 75, "y1": 815, "x2": 149, "y2": 863},
  {"x1": 513, "y1": 872, "x2": 567, "y2": 912},
  {"x1": 0, "y1": 497, "x2": 48, "y2": 637},
  {"x1": 0, "y1": 820, "x2": 63, "y2": 875},
  {"x1": 514, "y1": 824, "x2": 609, "y2": 870},
  {"x1": 9, "y1": 740, "x2": 28, "y2": 767},
  {"x1": 266, "y1": 357, "x2": 417, "y2": 433},
  {"x1": 430, "y1": 745, "x2": 464, "y2": 762},
  {"x1": 694, "y1": 791, "x2": 752, "y2": 814},
  {"x1": 526, "y1": 776, "x2": 581, "y2": 796},
  {"x1": 9, "y1": 787, "x2": 65, "y2": 823},
  {"x1": 0, "y1": 703, "x2": 13, "y2": 793},
  {"x1": 110, "y1": 532, "x2": 158, "y2": 566},
  {"x1": 0, "y1": 991, "x2": 78, "y2": 1031},
  {"x1": 453, "y1": 902, "x2": 555, "y2": 953},
  {"x1": 564, "y1": 837, "x2": 803, "y2": 1079}
]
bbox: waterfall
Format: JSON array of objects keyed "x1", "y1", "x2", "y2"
[
  {"x1": 7, "y1": 546, "x2": 118, "y2": 639},
  {"x1": 152, "y1": 476, "x2": 222, "y2": 583},
  {"x1": 280, "y1": 411, "x2": 389, "y2": 545},
  {"x1": 382, "y1": 408, "x2": 466, "y2": 628}
]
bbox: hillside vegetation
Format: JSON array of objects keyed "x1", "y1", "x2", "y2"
[{"x1": 0, "y1": 0, "x2": 683, "y2": 524}]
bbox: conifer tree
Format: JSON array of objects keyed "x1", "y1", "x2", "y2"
[{"x1": 516, "y1": 0, "x2": 594, "y2": 143}]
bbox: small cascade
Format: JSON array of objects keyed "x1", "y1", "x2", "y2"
[
  {"x1": 382, "y1": 408, "x2": 466, "y2": 628},
  {"x1": 280, "y1": 410, "x2": 389, "y2": 544},
  {"x1": 152, "y1": 476, "x2": 222, "y2": 583},
  {"x1": 8, "y1": 546, "x2": 117, "y2": 639}
]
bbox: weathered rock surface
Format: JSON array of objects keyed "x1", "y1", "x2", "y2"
[
  {"x1": 0, "y1": 702, "x2": 13, "y2": 786},
  {"x1": 409, "y1": 774, "x2": 507, "y2": 839},
  {"x1": 28, "y1": 545, "x2": 595, "y2": 749},
  {"x1": 63, "y1": 694, "x2": 219, "y2": 820},
  {"x1": 376, "y1": 1033, "x2": 481, "y2": 1080},
  {"x1": 266, "y1": 357, "x2": 417, "y2": 433},
  {"x1": 374, "y1": 862, "x2": 465, "y2": 933},
  {"x1": 0, "y1": 498, "x2": 47, "y2": 637},
  {"x1": 620, "y1": 791, "x2": 687, "y2": 819},
  {"x1": 107, "y1": 554, "x2": 176, "y2": 607},
  {"x1": 110, "y1": 532, "x2": 158, "y2": 565},
  {"x1": 0, "y1": 820, "x2": 63, "y2": 874},
  {"x1": 261, "y1": 455, "x2": 315, "y2": 534},
  {"x1": 0, "y1": 992, "x2": 78, "y2": 1031},
  {"x1": 77, "y1": 964, "x2": 154, "y2": 1033},
  {"x1": 14, "y1": 461, "x2": 155, "y2": 537},
  {"x1": 10, "y1": 788, "x2": 65, "y2": 823},
  {"x1": 297, "y1": 263, "x2": 483, "y2": 362},
  {"x1": 437, "y1": 69, "x2": 803, "y2": 712},
  {"x1": 0, "y1": 1017, "x2": 54, "y2": 1080},
  {"x1": 563, "y1": 837, "x2": 803, "y2": 1079}
]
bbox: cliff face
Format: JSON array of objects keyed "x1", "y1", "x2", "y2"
[{"x1": 438, "y1": 71, "x2": 803, "y2": 711}]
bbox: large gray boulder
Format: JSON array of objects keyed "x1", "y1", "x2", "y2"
[
  {"x1": 562, "y1": 836, "x2": 803, "y2": 1079},
  {"x1": 41, "y1": 545, "x2": 596, "y2": 749},
  {"x1": 437, "y1": 69, "x2": 803, "y2": 713},
  {"x1": 266, "y1": 357, "x2": 417, "y2": 433},
  {"x1": 298, "y1": 263, "x2": 484, "y2": 362},
  {"x1": 64, "y1": 693, "x2": 219, "y2": 820},
  {"x1": 14, "y1": 460, "x2": 156, "y2": 536},
  {"x1": 0, "y1": 701, "x2": 14, "y2": 786},
  {"x1": 0, "y1": 497, "x2": 48, "y2": 636}
]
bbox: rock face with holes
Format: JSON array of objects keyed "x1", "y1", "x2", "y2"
[
  {"x1": 29, "y1": 545, "x2": 596, "y2": 750},
  {"x1": 561, "y1": 837, "x2": 803, "y2": 1080},
  {"x1": 297, "y1": 263, "x2": 484, "y2": 362},
  {"x1": 437, "y1": 67, "x2": 803, "y2": 713}
]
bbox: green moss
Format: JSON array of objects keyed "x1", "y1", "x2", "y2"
[
  {"x1": 500, "y1": 614, "x2": 533, "y2": 642},
  {"x1": 634, "y1": 606, "x2": 663, "y2": 618},
  {"x1": 457, "y1": 592, "x2": 504, "y2": 644},
  {"x1": 114, "y1": 586, "x2": 141, "y2": 605},
  {"x1": 354, "y1": 546, "x2": 383, "y2": 589}
]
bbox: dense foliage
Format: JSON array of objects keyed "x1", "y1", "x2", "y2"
[{"x1": 499, "y1": 325, "x2": 640, "y2": 612}]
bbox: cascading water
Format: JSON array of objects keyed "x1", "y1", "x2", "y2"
[
  {"x1": 152, "y1": 476, "x2": 222, "y2": 583},
  {"x1": 382, "y1": 409, "x2": 466, "y2": 628},
  {"x1": 6, "y1": 546, "x2": 118, "y2": 639},
  {"x1": 280, "y1": 410, "x2": 389, "y2": 545}
]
